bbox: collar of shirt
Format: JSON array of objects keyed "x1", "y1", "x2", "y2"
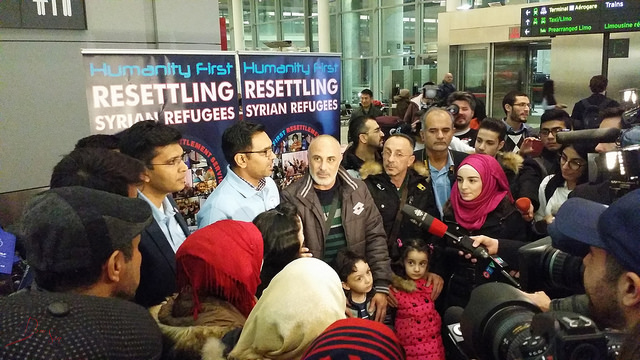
[
  {"x1": 501, "y1": 118, "x2": 531, "y2": 135},
  {"x1": 137, "y1": 190, "x2": 175, "y2": 223},
  {"x1": 227, "y1": 166, "x2": 267, "y2": 196}
]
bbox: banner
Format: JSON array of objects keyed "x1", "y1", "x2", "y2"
[
  {"x1": 83, "y1": 51, "x2": 239, "y2": 226},
  {"x1": 238, "y1": 52, "x2": 341, "y2": 187}
]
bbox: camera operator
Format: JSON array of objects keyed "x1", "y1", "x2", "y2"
[
  {"x1": 547, "y1": 192, "x2": 640, "y2": 333},
  {"x1": 569, "y1": 106, "x2": 626, "y2": 205}
]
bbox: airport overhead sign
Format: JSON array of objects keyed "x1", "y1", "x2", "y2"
[{"x1": 521, "y1": 1, "x2": 640, "y2": 37}]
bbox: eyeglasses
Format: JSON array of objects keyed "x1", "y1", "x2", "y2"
[
  {"x1": 238, "y1": 147, "x2": 275, "y2": 158},
  {"x1": 149, "y1": 151, "x2": 189, "y2": 167},
  {"x1": 539, "y1": 127, "x2": 568, "y2": 137},
  {"x1": 514, "y1": 103, "x2": 531, "y2": 108},
  {"x1": 560, "y1": 153, "x2": 585, "y2": 170}
]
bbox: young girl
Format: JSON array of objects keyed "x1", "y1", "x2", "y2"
[{"x1": 391, "y1": 238, "x2": 445, "y2": 360}]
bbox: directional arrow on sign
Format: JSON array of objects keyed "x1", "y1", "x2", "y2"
[
  {"x1": 526, "y1": 19, "x2": 531, "y2": 25},
  {"x1": 526, "y1": 9, "x2": 531, "y2": 15},
  {"x1": 525, "y1": 28, "x2": 530, "y2": 35}
]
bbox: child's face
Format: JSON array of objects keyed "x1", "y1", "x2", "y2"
[
  {"x1": 342, "y1": 260, "x2": 373, "y2": 295},
  {"x1": 404, "y1": 250, "x2": 429, "y2": 280}
]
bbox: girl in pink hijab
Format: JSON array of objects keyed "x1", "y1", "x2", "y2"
[{"x1": 442, "y1": 154, "x2": 530, "y2": 307}]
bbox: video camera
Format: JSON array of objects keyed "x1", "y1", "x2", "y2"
[
  {"x1": 445, "y1": 283, "x2": 624, "y2": 360},
  {"x1": 518, "y1": 237, "x2": 584, "y2": 294}
]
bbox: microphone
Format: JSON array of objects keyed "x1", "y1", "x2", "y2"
[
  {"x1": 401, "y1": 204, "x2": 489, "y2": 259},
  {"x1": 443, "y1": 306, "x2": 469, "y2": 360},
  {"x1": 515, "y1": 197, "x2": 531, "y2": 215},
  {"x1": 402, "y1": 204, "x2": 520, "y2": 289},
  {"x1": 556, "y1": 127, "x2": 620, "y2": 144}
]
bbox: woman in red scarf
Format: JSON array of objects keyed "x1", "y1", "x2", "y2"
[{"x1": 442, "y1": 154, "x2": 530, "y2": 307}]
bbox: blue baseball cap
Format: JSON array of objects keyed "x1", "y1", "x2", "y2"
[{"x1": 548, "y1": 189, "x2": 640, "y2": 274}]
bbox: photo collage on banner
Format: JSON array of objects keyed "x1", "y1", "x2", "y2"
[
  {"x1": 238, "y1": 53, "x2": 341, "y2": 188},
  {"x1": 83, "y1": 51, "x2": 239, "y2": 229}
]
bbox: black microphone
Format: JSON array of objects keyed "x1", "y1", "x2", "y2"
[
  {"x1": 443, "y1": 306, "x2": 469, "y2": 360},
  {"x1": 402, "y1": 204, "x2": 520, "y2": 289},
  {"x1": 555, "y1": 128, "x2": 620, "y2": 144},
  {"x1": 401, "y1": 204, "x2": 489, "y2": 259}
]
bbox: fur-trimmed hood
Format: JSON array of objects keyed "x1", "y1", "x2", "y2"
[
  {"x1": 391, "y1": 274, "x2": 418, "y2": 293},
  {"x1": 360, "y1": 160, "x2": 430, "y2": 181},
  {"x1": 496, "y1": 151, "x2": 523, "y2": 175},
  {"x1": 148, "y1": 294, "x2": 245, "y2": 360}
]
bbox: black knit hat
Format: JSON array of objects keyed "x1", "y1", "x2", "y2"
[
  {"x1": 0, "y1": 290, "x2": 162, "y2": 359},
  {"x1": 18, "y1": 186, "x2": 152, "y2": 273}
]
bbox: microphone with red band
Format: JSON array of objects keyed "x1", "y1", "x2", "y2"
[
  {"x1": 401, "y1": 204, "x2": 489, "y2": 259},
  {"x1": 402, "y1": 204, "x2": 520, "y2": 289},
  {"x1": 515, "y1": 197, "x2": 531, "y2": 214}
]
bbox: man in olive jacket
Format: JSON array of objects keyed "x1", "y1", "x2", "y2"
[{"x1": 282, "y1": 135, "x2": 392, "y2": 322}]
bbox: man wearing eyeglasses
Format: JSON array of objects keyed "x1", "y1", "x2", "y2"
[
  {"x1": 197, "y1": 121, "x2": 280, "y2": 228},
  {"x1": 515, "y1": 109, "x2": 572, "y2": 214},
  {"x1": 361, "y1": 134, "x2": 445, "y2": 299},
  {"x1": 118, "y1": 120, "x2": 190, "y2": 307},
  {"x1": 501, "y1": 91, "x2": 537, "y2": 154},
  {"x1": 342, "y1": 116, "x2": 384, "y2": 178}
]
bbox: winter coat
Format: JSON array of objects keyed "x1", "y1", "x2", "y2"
[
  {"x1": 149, "y1": 293, "x2": 244, "y2": 360},
  {"x1": 361, "y1": 161, "x2": 446, "y2": 274},
  {"x1": 281, "y1": 167, "x2": 392, "y2": 292},
  {"x1": 392, "y1": 275, "x2": 445, "y2": 360}
]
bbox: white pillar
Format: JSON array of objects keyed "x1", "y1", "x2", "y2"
[
  {"x1": 232, "y1": 0, "x2": 244, "y2": 50},
  {"x1": 318, "y1": 0, "x2": 330, "y2": 52}
]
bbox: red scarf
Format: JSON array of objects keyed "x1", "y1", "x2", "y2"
[
  {"x1": 450, "y1": 154, "x2": 513, "y2": 231},
  {"x1": 176, "y1": 220, "x2": 264, "y2": 319}
]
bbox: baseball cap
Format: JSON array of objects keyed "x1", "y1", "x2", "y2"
[
  {"x1": 18, "y1": 186, "x2": 152, "y2": 273},
  {"x1": 548, "y1": 189, "x2": 640, "y2": 274}
]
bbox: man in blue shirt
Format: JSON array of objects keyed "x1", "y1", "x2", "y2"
[
  {"x1": 197, "y1": 121, "x2": 280, "y2": 227},
  {"x1": 413, "y1": 108, "x2": 468, "y2": 217}
]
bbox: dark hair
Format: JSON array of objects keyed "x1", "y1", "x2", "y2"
[
  {"x1": 348, "y1": 116, "x2": 372, "y2": 144},
  {"x1": 50, "y1": 148, "x2": 145, "y2": 197},
  {"x1": 542, "y1": 80, "x2": 557, "y2": 105},
  {"x1": 589, "y1": 75, "x2": 608, "y2": 93},
  {"x1": 74, "y1": 134, "x2": 120, "y2": 150},
  {"x1": 360, "y1": 89, "x2": 374, "y2": 98},
  {"x1": 118, "y1": 120, "x2": 182, "y2": 166},
  {"x1": 502, "y1": 91, "x2": 528, "y2": 115},
  {"x1": 447, "y1": 91, "x2": 476, "y2": 111},
  {"x1": 386, "y1": 133, "x2": 415, "y2": 149},
  {"x1": 540, "y1": 109, "x2": 573, "y2": 129},
  {"x1": 221, "y1": 121, "x2": 266, "y2": 168},
  {"x1": 478, "y1": 117, "x2": 507, "y2": 142},
  {"x1": 395, "y1": 238, "x2": 432, "y2": 278},
  {"x1": 253, "y1": 202, "x2": 301, "y2": 295},
  {"x1": 599, "y1": 106, "x2": 626, "y2": 125},
  {"x1": 549, "y1": 144, "x2": 592, "y2": 191},
  {"x1": 333, "y1": 250, "x2": 367, "y2": 282}
]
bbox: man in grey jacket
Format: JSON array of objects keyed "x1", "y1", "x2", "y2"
[{"x1": 281, "y1": 135, "x2": 392, "y2": 322}]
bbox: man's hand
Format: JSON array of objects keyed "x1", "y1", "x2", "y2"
[
  {"x1": 544, "y1": 214, "x2": 554, "y2": 225},
  {"x1": 370, "y1": 293, "x2": 388, "y2": 322},
  {"x1": 521, "y1": 290, "x2": 551, "y2": 312},
  {"x1": 299, "y1": 247, "x2": 313, "y2": 258},
  {"x1": 425, "y1": 272, "x2": 444, "y2": 300},
  {"x1": 458, "y1": 235, "x2": 499, "y2": 262},
  {"x1": 387, "y1": 288, "x2": 398, "y2": 308}
]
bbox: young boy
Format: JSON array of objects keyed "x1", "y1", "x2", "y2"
[{"x1": 333, "y1": 250, "x2": 375, "y2": 320}]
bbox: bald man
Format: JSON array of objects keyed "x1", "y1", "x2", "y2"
[
  {"x1": 438, "y1": 72, "x2": 456, "y2": 104},
  {"x1": 281, "y1": 135, "x2": 392, "y2": 322}
]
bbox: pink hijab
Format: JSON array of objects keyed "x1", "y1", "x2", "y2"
[{"x1": 450, "y1": 154, "x2": 513, "y2": 231}]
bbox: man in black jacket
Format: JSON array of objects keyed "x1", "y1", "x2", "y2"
[
  {"x1": 361, "y1": 134, "x2": 444, "y2": 299},
  {"x1": 571, "y1": 75, "x2": 620, "y2": 129}
]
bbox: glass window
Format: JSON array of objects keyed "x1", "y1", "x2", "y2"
[
  {"x1": 256, "y1": 0, "x2": 276, "y2": 22},
  {"x1": 244, "y1": 25, "x2": 254, "y2": 50},
  {"x1": 341, "y1": 10, "x2": 374, "y2": 58},
  {"x1": 342, "y1": 0, "x2": 376, "y2": 11},
  {"x1": 422, "y1": 1, "x2": 444, "y2": 60},
  {"x1": 256, "y1": 22, "x2": 277, "y2": 46},
  {"x1": 342, "y1": 58, "x2": 373, "y2": 104},
  {"x1": 381, "y1": 5, "x2": 414, "y2": 57},
  {"x1": 242, "y1": 0, "x2": 252, "y2": 23},
  {"x1": 282, "y1": 19, "x2": 306, "y2": 47}
]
